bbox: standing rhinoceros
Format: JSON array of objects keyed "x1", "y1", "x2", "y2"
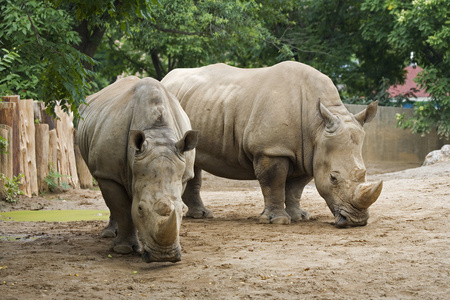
[
  {"x1": 77, "y1": 76, "x2": 198, "y2": 262},
  {"x1": 162, "y1": 61, "x2": 382, "y2": 227}
]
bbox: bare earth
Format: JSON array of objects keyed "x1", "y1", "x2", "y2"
[{"x1": 1, "y1": 162, "x2": 449, "y2": 299}]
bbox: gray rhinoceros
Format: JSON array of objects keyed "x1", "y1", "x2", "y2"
[
  {"x1": 162, "y1": 61, "x2": 382, "y2": 227},
  {"x1": 77, "y1": 76, "x2": 198, "y2": 262}
]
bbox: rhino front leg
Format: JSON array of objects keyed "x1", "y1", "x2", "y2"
[
  {"x1": 254, "y1": 156, "x2": 291, "y2": 225},
  {"x1": 97, "y1": 178, "x2": 140, "y2": 254},
  {"x1": 285, "y1": 176, "x2": 312, "y2": 222},
  {"x1": 182, "y1": 166, "x2": 214, "y2": 219}
]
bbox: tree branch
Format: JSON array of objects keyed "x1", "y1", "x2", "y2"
[{"x1": 21, "y1": 1, "x2": 45, "y2": 56}]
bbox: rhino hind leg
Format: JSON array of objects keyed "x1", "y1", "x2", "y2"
[
  {"x1": 285, "y1": 176, "x2": 312, "y2": 222},
  {"x1": 101, "y1": 215, "x2": 118, "y2": 238},
  {"x1": 182, "y1": 167, "x2": 214, "y2": 219},
  {"x1": 254, "y1": 156, "x2": 291, "y2": 225},
  {"x1": 97, "y1": 178, "x2": 140, "y2": 254}
]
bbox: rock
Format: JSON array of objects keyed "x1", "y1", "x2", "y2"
[{"x1": 423, "y1": 144, "x2": 450, "y2": 166}]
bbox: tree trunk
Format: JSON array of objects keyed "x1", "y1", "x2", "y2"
[
  {"x1": 150, "y1": 50, "x2": 164, "y2": 80},
  {"x1": 74, "y1": 20, "x2": 106, "y2": 69}
]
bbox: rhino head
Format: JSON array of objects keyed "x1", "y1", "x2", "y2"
[
  {"x1": 313, "y1": 101, "x2": 382, "y2": 228},
  {"x1": 129, "y1": 129, "x2": 198, "y2": 262}
]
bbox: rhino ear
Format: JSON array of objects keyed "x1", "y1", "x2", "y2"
[
  {"x1": 319, "y1": 101, "x2": 341, "y2": 133},
  {"x1": 129, "y1": 130, "x2": 146, "y2": 151},
  {"x1": 354, "y1": 100, "x2": 378, "y2": 126},
  {"x1": 176, "y1": 130, "x2": 199, "y2": 153}
]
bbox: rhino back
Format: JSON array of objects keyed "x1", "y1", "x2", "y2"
[{"x1": 162, "y1": 61, "x2": 342, "y2": 179}]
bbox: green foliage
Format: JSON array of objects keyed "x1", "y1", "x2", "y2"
[
  {"x1": 0, "y1": 0, "x2": 155, "y2": 118},
  {"x1": 49, "y1": 0, "x2": 157, "y2": 29},
  {"x1": 257, "y1": 0, "x2": 407, "y2": 98},
  {"x1": 0, "y1": 173, "x2": 24, "y2": 203},
  {"x1": 96, "y1": 0, "x2": 275, "y2": 82},
  {"x1": 362, "y1": 0, "x2": 450, "y2": 137},
  {"x1": 0, "y1": 0, "x2": 92, "y2": 118},
  {"x1": 0, "y1": 48, "x2": 22, "y2": 96},
  {"x1": 45, "y1": 168, "x2": 71, "y2": 192},
  {"x1": 397, "y1": 69, "x2": 450, "y2": 137}
]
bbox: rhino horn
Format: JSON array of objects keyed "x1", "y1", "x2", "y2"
[
  {"x1": 353, "y1": 180, "x2": 383, "y2": 209},
  {"x1": 156, "y1": 209, "x2": 179, "y2": 246}
]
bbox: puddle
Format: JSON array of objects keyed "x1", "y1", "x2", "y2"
[
  {"x1": 0, "y1": 234, "x2": 40, "y2": 241},
  {"x1": 0, "y1": 210, "x2": 110, "y2": 222}
]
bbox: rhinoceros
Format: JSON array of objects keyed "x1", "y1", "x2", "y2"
[
  {"x1": 161, "y1": 61, "x2": 382, "y2": 227},
  {"x1": 77, "y1": 76, "x2": 198, "y2": 262}
]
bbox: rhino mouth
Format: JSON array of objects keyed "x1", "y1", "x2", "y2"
[
  {"x1": 334, "y1": 210, "x2": 368, "y2": 228},
  {"x1": 141, "y1": 245, "x2": 182, "y2": 263}
]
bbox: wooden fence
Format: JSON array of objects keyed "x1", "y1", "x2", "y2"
[{"x1": 0, "y1": 95, "x2": 92, "y2": 198}]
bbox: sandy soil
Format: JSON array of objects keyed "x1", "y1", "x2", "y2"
[{"x1": 0, "y1": 162, "x2": 449, "y2": 299}]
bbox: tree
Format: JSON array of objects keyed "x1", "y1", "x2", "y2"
[
  {"x1": 362, "y1": 0, "x2": 450, "y2": 137},
  {"x1": 0, "y1": 0, "x2": 155, "y2": 117},
  {"x1": 95, "y1": 0, "x2": 277, "y2": 82},
  {"x1": 1, "y1": 0, "x2": 448, "y2": 138},
  {"x1": 259, "y1": 0, "x2": 407, "y2": 98}
]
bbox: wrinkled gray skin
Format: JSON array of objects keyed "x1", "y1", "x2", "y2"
[
  {"x1": 77, "y1": 77, "x2": 198, "y2": 262},
  {"x1": 162, "y1": 61, "x2": 382, "y2": 227}
]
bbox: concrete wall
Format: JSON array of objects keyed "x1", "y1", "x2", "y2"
[{"x1": 346, "y1": 104, "x2": 450, "y2": 167}]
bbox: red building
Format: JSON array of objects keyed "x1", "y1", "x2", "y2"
[{"x1": 388, "y1": 65, "x2": 430, "y2": 103}]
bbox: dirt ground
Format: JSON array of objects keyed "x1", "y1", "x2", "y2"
[{"x1": 1, "y1": 161, "x2": 449, "y2": 299}]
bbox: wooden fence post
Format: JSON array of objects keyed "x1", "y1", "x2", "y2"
[
  {"x1": 54, "y1": 106, "x2": 79, "y2": 189},
  {"x1": 0, "y1": 96, "x2": 20, "y2": 177},
  {"x1": 0, "y1": 124, "x2": 13, "y2": 199},
  {"x1": 35, "y1": 123, "x2": 49, "y2": 193},
  {"x1": 34, "y1": 101, "x2": 55, "y2": 130},
  {"x1": 2, "y1": 97, "x2": 91, "y2": 195},
  {"x1": 48, "y1": 129, "x2": 58, "y2": 172},
  {"x1": 18, "y1": 99, "x2": 38, "y2": 197}
]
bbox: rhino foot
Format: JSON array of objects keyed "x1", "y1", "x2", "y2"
[
  {"x1": 101, "y1": 228, "x2": 117, "y2": 238},
  {"x1": 113, "y1": 242, "x2": 141, "y2": 254},
  {"x1": 259, "y1": 210, "x2": 291, "y2": 225},
  {"x1": 101, "y1": 217, "x2": 118, "y2": 238},
  {"x1": 286, "y1": 208, "x2": 311, "y2": 222},
  {"x1": 185, "y1": 207, "x2": 214, "y2": 219},
  {"x1": 113, "y1": 244, "x2": 134, "y2": 254}
]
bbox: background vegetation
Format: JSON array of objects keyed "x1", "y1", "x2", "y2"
[{"x1": 0, "y1": 0, "x2": 449, "y2": 137}]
